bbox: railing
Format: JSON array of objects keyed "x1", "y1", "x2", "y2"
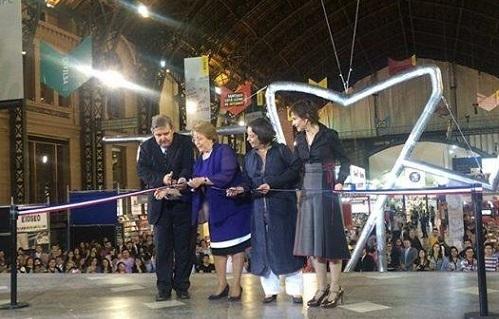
[{"x1": 338, "y1": 114, "x2": 499, "y2": 139}]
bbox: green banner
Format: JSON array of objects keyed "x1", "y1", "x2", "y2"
[{"x1": 40, "y1": 37, "x2": 92, "y2": 97}]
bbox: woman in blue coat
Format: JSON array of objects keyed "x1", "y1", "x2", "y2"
[
  {"x1": 228, "y1": 118, "x2": 305, "y2": 304},
  {"x1": 188, "y1": 121, "x2": 251, "y2": 301}
]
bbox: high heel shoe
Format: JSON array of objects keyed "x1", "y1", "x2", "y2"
[
  {"x1": 321, "y1": 287, "x2": 344, "y2": 308},
  {"x1": 307, "y1": 285, "x2": 330, "y2": 307},
  {"x1": 208, "y1": 284, "x2": 229, "y2": 300},
  {"x1": 228, "y1": 287, "x2": 243, "y2": 301}
]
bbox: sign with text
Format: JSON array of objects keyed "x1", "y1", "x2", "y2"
[
  {"x1": 184, "y1": 56, "x2": 210, "y2": 129},
  {"x1": 0, "y1": 0, "x2": 23, "y2": 101},
  {"x1": 17, "y1": 213, "x2": 49, "y2": 233},
  {"x1": 220, "y1": 81, "x2": 252, "y2": 116}
]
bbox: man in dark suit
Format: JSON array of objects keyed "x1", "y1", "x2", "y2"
[
  {"x1": 400, "y1": 238, "x2": 418, "y2": 271},
  {"x1": 137, "y1": 114, "x2": 194, "y2": 301}
]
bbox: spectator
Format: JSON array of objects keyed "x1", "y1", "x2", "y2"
[
  {"x1": 442, "y1": 246, "x2": 462, "y2": 272},
  {"x1": 461, "y1": 247, "x2": 477, "y2": 272},
  {"x1": 196, "y1": 254, "x2": 215, "y2": 273},
  {"x1": 101, "y1": 258, "x2": 113, "y2": 273},
  {"x1": 414, "y1": 249, "x2": 430, "y2": 271},
  {"x1": 400, "y1": 239, "x2": 418, "y2": 271},
  {"x1": 484, "y1": 243, "x2": 498, "y2": 272},
  {"x1": 133, "y1": 257, "x2": 147, "y2": 273},
  {"x1": 47, "y1": 258, "x2": 62, "y2": 273},
  {"x1": 428, "y1": 243, "x2": 444, "y2": 271},
  {"x1": 115, "y1": 262, "x2": 127, "y2": 274},
  {"x1": 119, "y1": 249, "x2": 135, "y2": 273}
]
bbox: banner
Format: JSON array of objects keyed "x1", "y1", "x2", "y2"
[
  {"x1": 388, "y1": 55, "x2": 416, "y2": 75},
  {"x1": 184, "y1": 56, "x2": 210, "y2": 129},
  {"x1": 308, "y1": 77, "x2": 328, "y2": 88},
  {"x1": 0, "y1": 0, "x2": 23, "y2": 101},
  {"x1": 40, "y1": 37, "x2": 93, "y2": 97},
  {"x1": 17, "y1": 213, "x2": 48, "y2": 233},
  {"x1": 476, "y1": 91, "x2": 499, "y2": 111},
  {"x1": 220, "y1": 81, "x2": 252, "y2": 116}
]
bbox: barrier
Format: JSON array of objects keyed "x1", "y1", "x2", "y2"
[{"x1": 0, "y1": 184, "x2": 496, "y2": 317}]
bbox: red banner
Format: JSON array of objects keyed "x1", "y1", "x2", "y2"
[{"x1": 220, "y1": 81, "x2": 252, "y2": 116}]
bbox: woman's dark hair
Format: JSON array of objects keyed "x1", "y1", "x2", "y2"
[
  {"x1": 247, "y1": 118, "x2": 276, "y2": 145},
  {"x1": 289, "y1": 100, "x2": 320, "y2": 124}
]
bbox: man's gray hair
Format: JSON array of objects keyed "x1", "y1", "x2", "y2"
[{"x1": 151, "y1": 114, "x2": 174, "y2": 131}]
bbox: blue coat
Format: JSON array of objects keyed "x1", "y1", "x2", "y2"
[
  {"x1": 192, "y1": 143, "x2": 251, "y2": 243},
  {"x1": 242, "y1": 142, "x2": 305, "y2": 275}
]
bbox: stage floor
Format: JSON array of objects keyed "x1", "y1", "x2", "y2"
[{"x1": 0, "y1": 272, "x2": 498, "y2": 318}]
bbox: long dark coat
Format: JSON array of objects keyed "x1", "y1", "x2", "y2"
[{"x1": 242, "y1": 142, "x2": 305, "y2": 276}]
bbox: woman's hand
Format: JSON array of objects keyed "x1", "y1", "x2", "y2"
[
  {"x1": 187, "y1": 177, "x2": 206, "y2": 189},
  {"x1": 226, "y1": 186, "x2": 244, "y2": 197},
  {"x1": 256, "y1": 183, "x2": 270, "y2": 194},
  {"x1": 154, "y1": 188, "x2": 181, "y2": 200},
  {"x1": 334, "y1": 183, "x2": 343, "y2": 191}
]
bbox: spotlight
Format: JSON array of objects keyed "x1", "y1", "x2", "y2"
[
  {"x1": 137, "y1": 3, "x2": 150, "y2": 18},
  {"x1": 186, "y1": 100, "x2": 198, "y2": 114}
]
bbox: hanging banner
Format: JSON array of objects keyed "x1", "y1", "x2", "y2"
[
  {"x1": 220, "y1": 81, "x2": 252, "y2": 116},
  {"x1": 308, "y1": 77, "x2": 328, "y2": 89},
  {"x1": 476, "y1": 91, "x2": 499, "y2": 112},
  {"x1": 40, "y1": 37, "x2": 93, "y2": 97},
  {"x1": 17, "y1": 213, "x2": 49, "y2": 233},
  {"x1": 184, "y1": 56, "x2": 210, "y2": 129},
  {"x1": 0, "y1": 0, "x2": 23, "y2": 102}
]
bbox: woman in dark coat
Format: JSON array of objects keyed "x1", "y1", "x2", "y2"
[
  {"x1": 290, "y1": 101, "x2": 351, "y2": 309},
  {"x1": 188, "y1": 121, "x2": 251, "y2": 301},
  {"x1": 228, "y1": 118, "x2": 305, "y2": 304}
]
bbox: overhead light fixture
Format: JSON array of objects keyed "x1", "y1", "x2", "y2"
[{"x1": 137, "y1": 3, "x2": 150, "y2": 18}]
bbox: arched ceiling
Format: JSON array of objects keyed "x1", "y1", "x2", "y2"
[{"x1": 53, "y1": 0, "x2": 499, "y2": 90}]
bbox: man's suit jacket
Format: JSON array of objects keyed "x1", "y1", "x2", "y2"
[
  {"x1": 399, "y1": 247, "x2": 418, "y2": 271},
  {"x1": 137, "y1": 133, "x2": 194, "y2": 225}
]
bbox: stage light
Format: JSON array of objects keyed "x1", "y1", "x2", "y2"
[
  {"x1": 137, "y1": 3, "x2": 150, "y2": 18},
  {"x1": 160, "y1": 60, "x2": 166, "y2": 68},
  {"x1": 186, "y1": 100, "x2": 198, "y2": 114}
]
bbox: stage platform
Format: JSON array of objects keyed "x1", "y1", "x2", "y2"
[{"x1": 0, "y1": 272, "x2": 498, "y2": 318}]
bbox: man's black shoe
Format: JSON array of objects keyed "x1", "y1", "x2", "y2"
[
  {"x1": 156, "y1": 293, "x2": 171, "y2": 302},
  {"x1": 176, "y1": 291, "x2": 190, "y2": 299}
]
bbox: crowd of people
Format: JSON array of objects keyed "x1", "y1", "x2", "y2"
[{"x1": 352, "y1": 206, "x2": 499, "y2": 272}]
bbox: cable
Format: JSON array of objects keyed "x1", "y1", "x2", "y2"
[
  {"x1": 345, "y1": 0, "x2": 361, "y2": 90},
  {"x1": 441, "y1": 96, "x2": 483, "y2": 172}
]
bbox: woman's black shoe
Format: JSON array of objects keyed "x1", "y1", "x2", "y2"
[
  {"x1": 321, "y1": 287, "x2": 344, "y2": 308},
  {"x1": 307, "y1": 285, "x2": 330, "y2": 307},
  {"x1": 262, "y1": 294, "x2": 277, "y2": 304},
  {"x1": 208, "y1": 284, "x2": 229, "y2": 300},
  {"x1": 228, "y1": 287, "x2": 243, "y2": 301}
]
